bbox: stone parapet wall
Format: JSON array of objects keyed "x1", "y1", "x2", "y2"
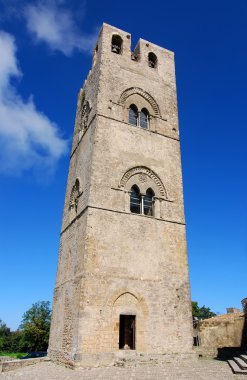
[
  {"x1": 0, "y1": 357, "x2": 49, "y2": 373},
  {"x1": 0, "y1": 356, "x2": 15, "y2": 363}
]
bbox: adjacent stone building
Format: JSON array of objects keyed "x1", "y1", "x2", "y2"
[
  {"x1": 48, "y1": 23, "x2": 193, "y2": 368},
  {"x1": 199, "y1": 311, "x2": 246, "y2": 351},
  {"x1": 197, "y1": 300, "x2": 247, "y2": 356}
]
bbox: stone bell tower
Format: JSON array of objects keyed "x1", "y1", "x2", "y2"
[{"x1": 49, "y1": 23, "x2": 193, "y2": 368}]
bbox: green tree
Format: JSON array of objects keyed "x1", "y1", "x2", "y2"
[
  {"x1": 192, "y1": 301, "x2": 217, "y2": 320},
  {"x1": 0, "y1": 319, "x2": 10, "y2": 337},
  {"x1": 8, "y1": 330, "x2": 25, "y2": 352},
  {"x1": 19, "y1": 301, "x2": 51, "y2": 351},
  {"x1": 0, "y1": 319, "x2": 11, "y2": 351}
]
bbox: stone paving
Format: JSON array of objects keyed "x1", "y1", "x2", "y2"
[{"x1": 1, "y1": 359, "x2": 247, "y2": 380}]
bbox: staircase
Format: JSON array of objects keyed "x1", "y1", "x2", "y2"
[{"x1": 228, "y1": 354, "x2": 247, "y2": 375}]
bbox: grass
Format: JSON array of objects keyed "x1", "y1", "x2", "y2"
[{"x1": 0, "y1": 351, "x2": 27, "y2": 359}]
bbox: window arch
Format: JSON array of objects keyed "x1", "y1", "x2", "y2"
[
  {"x1": 119, "y1": 87, "x2": 161, "y2": 118},
  {"x1": 111, "y1": 35, "x2": 123, "y2": 54},
  {"x1": 69, "y1": 178, "x2": 81, "y2": 213},
  {"x1": 128, "y1": 105, "x2": 150, "y2": 129},
  {"x1": 148, "y1": 52, "x2": 157, "y2": 68},
  {"x1": 129, "y1": 104, "x2": 138, "y2": 126},
  {"x1": 120, "y1": 166, "x2": 167, "y2": 198},
  {"x1": 140, "y1": 108, "x2": 149, "y2": 129},
  {"x1": 143, "y1": 188, "x2": 154, "y2": 216},
  {"x1": 130, "y1": 185, "x2": 155, "y2": 216},
  {"x1": 130, "y1": 185, "x2": 141, "y2": 214}
]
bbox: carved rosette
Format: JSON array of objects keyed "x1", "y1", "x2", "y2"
[{"x1": 138, "y1": 173, "x2": 147, "y2": 183}]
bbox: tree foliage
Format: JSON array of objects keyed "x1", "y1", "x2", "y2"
[
  {"x1": 19, "y1": 301, "x2": 51, "y2": 351},
  {"x1": 0, "y1": 301, "x2": 51, "y2": 353},
  {"x1": 192, "y1": 301, "x2": 217, "y2": 320},
  {"x1": 0, "y1": 319, "x2": 10, "y2": 337},
  {"x1": 0, "y1": 319, "x2": 11, "y2": 351}
]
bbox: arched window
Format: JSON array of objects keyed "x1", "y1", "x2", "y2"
[
  {"x1": 140, "y1": 108, "x2": 149, "y2": 129},
  {"x1": 128, "y1": 104, "x2": 151, "y2": 129},
  {"x1": 75, "y1": 178, "x2": 80, "y2": 193},
  {"x1": 111, "y1": 35, "x2": 123, "y2": 54},
  {"x1": 129, "y1": 104, "x2": 138, "y2": 126},
  {"x1": 69, "y1": 178, "x2": 81, "y2": 213},
  {"x1": 130, "y1": 186, "x2": 155, "y2": 216},
  {"x1": 130, "y1": 185, "x2": 141, "y2": 214},
  {"x1": 148, "y1": 52, "x2": 157, "y2": 68},
  {"x1": 143, "y1": 188, "x2": 154, "y2": 216}
]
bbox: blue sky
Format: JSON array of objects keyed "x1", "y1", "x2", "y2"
[{"x1": 0, "y1": 0, "x2": 246, "y2": 330}]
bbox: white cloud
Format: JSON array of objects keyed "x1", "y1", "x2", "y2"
[
  {"x1": 0, "y1": 31, "x2": 20, "y2": 90},
  {"x1": 0, "y1": 31, "x2": 67, "y2": 176},
  {"x1": 24, "y1": 1, "x2": 97, "y2": 56}
]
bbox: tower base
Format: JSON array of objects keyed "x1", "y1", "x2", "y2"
[{"x1": 49, "y1": 349, "x2": 197, "y2": 369}]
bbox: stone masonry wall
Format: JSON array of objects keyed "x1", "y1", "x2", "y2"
[
  {"x1": 199, "y1": 313, "x2": 246, "y2": 349},
  {"x1": 49, "y1": 23, "x2": 193, "y2": 367}
]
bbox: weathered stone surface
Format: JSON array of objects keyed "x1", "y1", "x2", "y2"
[
  {"x1": 0, "y1": 360, "x2": 243, "y2": 379},
  {"x1": 0, "y1": 358, "x2": 49, "y2": 373},
  {"x1": 0, "y1": 358, "x2": 15, "y2": 364},
  {"x1": 199, "y1": 313, "x2": 246, "y2": 349},
  {"x1": 49, "y1": 23, "x2": 193, "y2": 368}
]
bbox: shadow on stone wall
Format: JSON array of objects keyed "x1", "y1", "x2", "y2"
[
  {"x1": 241, "y1": 313, "x2": 247, "y2": 349},
  {"x1": 217, "y1": 347, "x2": 243, "y2": 360},
  {"x1": 216, "y1": 314, "x2": 247, "y2": 360}
]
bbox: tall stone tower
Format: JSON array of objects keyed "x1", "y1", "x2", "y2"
[{"x1": 49, "y1": 23, "x2": 193, "y2": 368}]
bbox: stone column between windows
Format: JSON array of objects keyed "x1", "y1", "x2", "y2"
[
  {"x1": 137, "y1": 111, "x2": 140, "y2": 127},
  {"x1": 140, "y1": 194, "x2": 145, "y2": 214}
]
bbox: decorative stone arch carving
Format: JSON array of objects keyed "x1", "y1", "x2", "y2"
[
  {"x1": 80, "y1": 100, "x2": 91, "y2": 132},
  {"x1": 114, "y1": 292, "x2": 139, "y2": 306},
  {"x1": 119, "y1": 87, "x2": 161, "y2": 118},
  {"x1": 107, "y1": 288, "x2": 148, "y2": 312},
  {"x1": 69, "y1": 178, "x2": 82, "y2": 212},
  {"x1": 76, "y1": 90, "x2": 91, "y2": 137},
  {"x1": 107, "y1": 290, "x2": 138, "y2": 307},
  {"x1": 119, "y1": 166, "x2": 167, "y2": 198}
]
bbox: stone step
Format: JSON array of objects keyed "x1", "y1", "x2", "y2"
[
  {"x1": 233, "y1": 356, "x2": 247, "y2": 370},
  {"x1": 240, "y1": 354, "x2": 247, "y2": 364},
  {"x1": 228, "y1": 359, "x2": 247, "y2": 375}
]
